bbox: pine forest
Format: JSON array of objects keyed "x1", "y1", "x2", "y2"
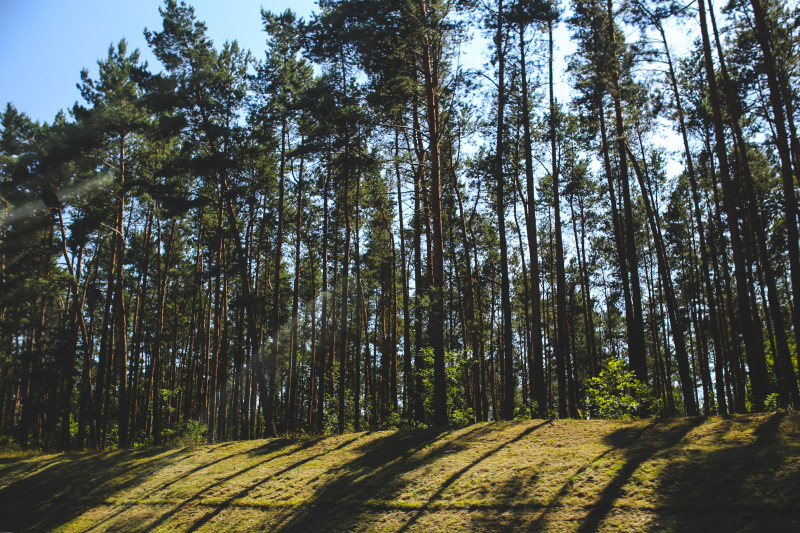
[{"x1": 1, "y1": 0, "x2": 799, "y2": 452}]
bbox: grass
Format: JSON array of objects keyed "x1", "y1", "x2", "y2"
[{"x1": 0, "y1": 413, "x2": 798, "y2": 532}]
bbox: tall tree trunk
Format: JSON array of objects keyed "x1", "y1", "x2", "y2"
[
  {"x1": 655, "y1": 19, "x2": 727, "y2": 414},
  {"x1": 519, "y1": 21, "x2": 546, "y2": 418},
  {"x1": 627, "y1": 145, "x2": 698, "y2": 415},
  {"x1": 354, "y1": 169, "x2": 363, "y2": 432},
  {"x1": 605, "y1": 0, "x2": 647, "y2": 384},
  {"x1": 708, "y1": 0, "x2": 797, "y2": 407},
  {"x1": 316, "y1": 165, "x2": 331, "y2": 431},
  {"x1": 59, "y1": 244, "x2": 84, "y2": 449},
  {"x1": 748, "y1": 0, "x2": 800, "y2": 372},
  {"x1": 394, "y1": 131, "x2": 413, "y2": 420},
  {"x1": 598, "y1": 103, "x2": 636, "y2": 375},
  {"x1": 495, "y1": 0, "x2": 515, "y2": 420},
  {"x1": 288, "y1": 154, "x2": 305, "y2": 433},
  {"x1": 512, "y1": 179, "x2": 531, "y2": 409},
  {"x1": 453, "y1": 167, "x2": 481, "y2": 421},
  {"x1": 550, "y1": 18, "x2": 571, "y2": 419},
  {"x1": 115, "y1": 135, "x2": 129, "y2": 448},
  {"x1": 569, "y1": 192, "x2": 598, "y2": 379},
  {"x1": 267, "y1": 120, "x2": 289, "y2": 437},
  {"x1": 412, "y1": 101, "x2": 426, "y2": 424},
  {"x1": 337, "y1": 171, "x2": 352, "y2": 434},
  {"x1": 417, "y1": 0, "x2": 447, "y2": 426},
  {"x1": 698, "y1": 0, "x2": 770, "y2": 410}
]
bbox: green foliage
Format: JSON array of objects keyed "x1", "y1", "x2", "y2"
[
  {"x1": 419, "y1": 348, "x2": 473, "y2": 425},
  {"x1": 514, "y1": 404, "x2": 533, "y2": 421},
  {"x1": 321, "y1": 361, "x2": 357, "y2": 434},
  {"x1": 764, "y1": 393, "x2": 782, "y2": 413},
  {"x1": 379, "y1": 411, "x2": 404, "y2": 430},
  {"x1": 163, "y1": 420, "x2": 208, "y2": 446},
  {"x1": 3, "y1": 0, "x2": 797, "y2": 451},
  {"x1": 0, "y1": 434, "x2": 20, "y2": 452},
  {"x1": 586, "y1": 358, "x2": 656, "y2": 419}
]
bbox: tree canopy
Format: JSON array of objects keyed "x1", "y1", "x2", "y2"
[{"x1": 1, "y1": 0, "x2": 799, "y2": 450}]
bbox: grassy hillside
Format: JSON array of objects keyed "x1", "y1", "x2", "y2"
[{"x1": 1, "y1": 413, "x2": 798, "y2": 532}]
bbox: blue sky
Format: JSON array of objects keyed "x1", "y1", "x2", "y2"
[
  {"x1": 1, "y1": 0, "x2": 597, "y2": 127},
  {"x1": 0, "y1": 0, "x2": 318, "y2": 123},
  {"x1": 1, "y1": 0, "x2": 695, "y2": 131}
]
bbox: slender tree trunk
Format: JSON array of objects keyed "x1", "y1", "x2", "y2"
[
  {"x1": 337, "y1": 170, "x2": 352, "y2": 434},
  {"x1": 354, "y1": 170, "x2": 363, "y2": 432},
  {"x1": 394, "y1": 131, "x2": 412, "y2": 420},
  {"x1": 748, "y1": 0, "x2": 800, "y2": 373},
  {"x1": 549, "y1": 18, "x2": 571, "y2": 419},
  {"x1": 569, "y1": 193, "x2": 598, "y2": 378},
  {"x1": 115, "y1": 135, "x2": 129, "y2": 448},
  {"x1": 655, "y1": 20, "x2": 727, "y2": 414},
  {"x1": 598, "y1": 103, "x2": 636, "y2": 375},
  {"x1": 698, "y1": 0, "x2": 770, "y2": 410},
  {"x1": 519, "y1": 21, "x2": 546, "y2": 418},
  {"x1": 494, "y1": 0, "x2": 515, "y2": 420},
  {"x1": 267, "y1": 120, "x2": 289, "y2": 436},
  {"x1": 710, "y1": 0, "x2": 796, "y2": 407},
  {"x1": 412, "y1": 101, "x2": 426, "y2": 424},
  {"x1": 453, "y1": 169, "x2": 481, "y2": 421},
  {"x1": 627, "y1": 146, "x2": 698, "y2": 415},
  {"x1": 605, "y1": 0, "x2": 647, "y2": 384},
  {"x1": 288, "y1": 154, "x2": 305, "y2": 432},
  {"x1": 417, "y1": 0, "x2": 447, "y2": 426},
  {"x1": 316, "y1": 165, "x2": 331, "y2": 431}
]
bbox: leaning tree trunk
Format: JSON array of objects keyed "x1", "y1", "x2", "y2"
[
  {"x1": 698, "y1": 0, "x2": 770, "y2": 410},
  {"x1": 627, "y1": 145, "x2": 698, "y2": 415}
]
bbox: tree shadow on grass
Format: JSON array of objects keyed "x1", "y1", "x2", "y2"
[
  {"x1": 0, "y1": 446, "x2": 193, "y2": 532},
  {"x1": 181, "y1": 434, "x2": 363, "y2": 532},
  {"x1": 258, "y1": 422, "x2": 556, "y2": 532},
  {"x1": 650, "y1": 412, "x2": 800, "y2": 532},
  {"x1": 0, "y1": 438, "x2": 325, "y2": 532},
  {"x1": 572, "y1": 418, "x2": 703, "y2": 533},
  {"x1": 87, "y1": 436, "x2": 344, "y2": 532},
  {"x1": 0, "y1": 434, "x2": 355, "y2": 533},
  {"x1": 113, "y1": 438, "x2": 322, "y2": 532},
  {"x1": 264, "y1": 425, "x2": 484, "y2": 532},
  {"x1": 396, "y1": 421, "x2": 552, "y2": 532},
  {"x1": 491, "y1": 418, "x2": 703, "y2": 532},
  {"x1": 461, "y1": 414, "x2": 800, "y2": 533},
  {"x1": 6, "y1": 414, "x2": 795, "y2": 532}
]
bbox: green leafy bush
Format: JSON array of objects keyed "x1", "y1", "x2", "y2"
[
  {"x1": 586, "y1": 358, "x2": 656, "y2": 419},
  {"x1": 0, "y1": 434, "x2": 20, "y2": 452},
  {"x1": 163, "y1": 420, "x2": 208, "y2": 446},
  {"x1": 764, "y1": 393, "x2": 781, "y2": 412}
]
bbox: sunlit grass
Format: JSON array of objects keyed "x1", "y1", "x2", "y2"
[{"x1": 1, "y1": 413, "x2": 798, "y2": 532}]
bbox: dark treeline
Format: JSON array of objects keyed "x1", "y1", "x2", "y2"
[{"x1": 1, "y1": 0, "x2": 798, "y2": 450}]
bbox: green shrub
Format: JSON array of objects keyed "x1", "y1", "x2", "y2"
[
  {"x1": 764, "y1": 393, "x2": 781, "y2": 412},
  {"x1": 0, "y1": 434, "x2": 20, "y2": 451},
  {"x1": 163, "y1": 420, "x2": 208, "y2": 446},
  {"x1": 586, "y1": 358, "x2": 657, "y2": 419}
]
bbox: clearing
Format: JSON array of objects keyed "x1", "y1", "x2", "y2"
[{"x1": 1, "y1": 413, "x2": 798, "y2": 532}]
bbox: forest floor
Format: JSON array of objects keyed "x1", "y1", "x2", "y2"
[{"x1": 0, "y1": 412, "x2": 798, "y2": 532}]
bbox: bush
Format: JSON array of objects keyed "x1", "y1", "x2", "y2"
[
  {"x1": 764, "y1": 393, "x2": 781, "y2": 412},
  {"x1": 586, "y1": 358, "x2": 657, "y2": 419},
  {"x1": 164, "y1": 420, "x2": 208, "y2": 446},
  {"x1": 0, "y1": 434, "x2": 20, "y2": 452}
]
